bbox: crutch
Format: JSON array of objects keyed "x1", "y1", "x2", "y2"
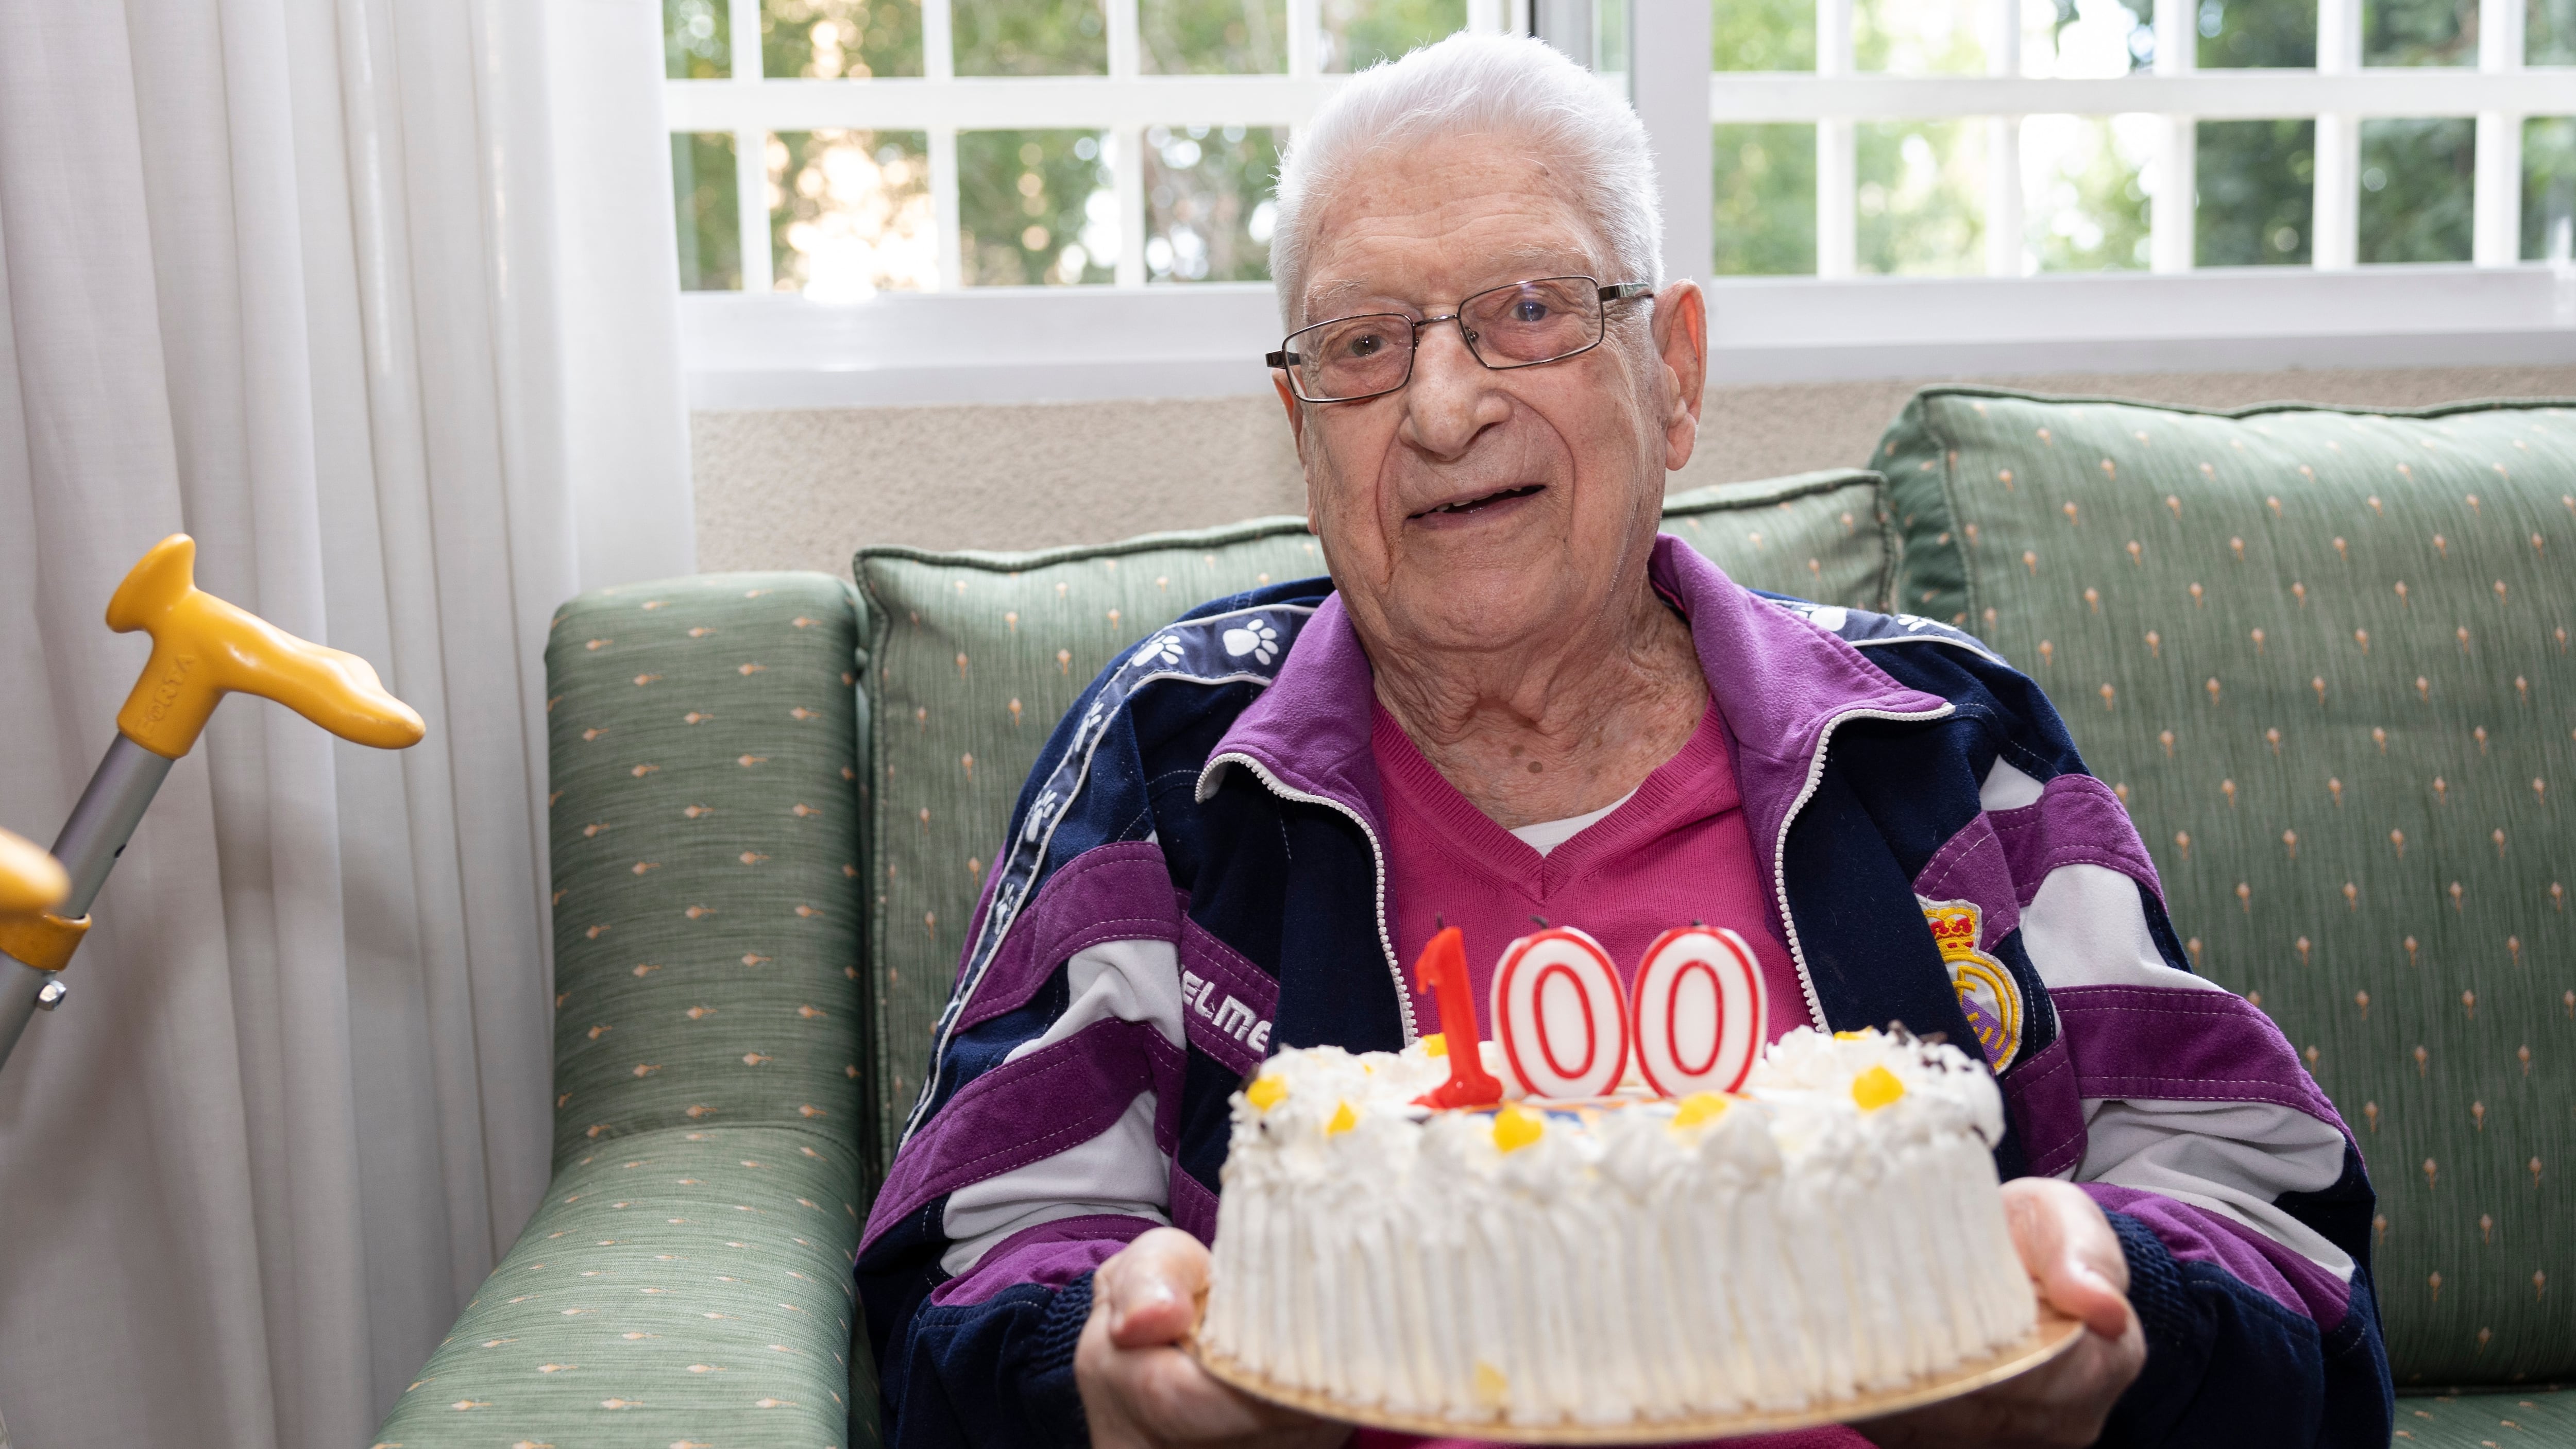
[
  {"x1": 0, "y1": 535, "x2": 426, "y2": 1072},
  {"x1": 0, "y1": 833, "x2": 64, "y2": 1449}
]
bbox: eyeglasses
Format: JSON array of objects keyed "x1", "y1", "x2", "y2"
[{"x1": 1266, "y1": 276, "x2": 1652, "y2": 404}]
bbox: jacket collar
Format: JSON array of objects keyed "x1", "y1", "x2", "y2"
[
  {"x1": 1196, "y1": 589, "x2": 1387, "y2": 822},
  {"x1": 1200, "y1": 534, "x2": 1951, "y2": 900}
]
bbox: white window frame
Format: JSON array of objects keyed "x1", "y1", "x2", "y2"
[{"x1": 672, "y1": 0, "x2": 2576, "y2": 409}]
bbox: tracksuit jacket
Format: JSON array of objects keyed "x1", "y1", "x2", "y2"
[{"x1": 855, "y1": 534, "x2": 2394, "y2": 1447}]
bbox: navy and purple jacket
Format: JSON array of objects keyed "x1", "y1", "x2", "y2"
[{"x1": 855, "y1": 536, "x2": 2392, "y2": 1448}]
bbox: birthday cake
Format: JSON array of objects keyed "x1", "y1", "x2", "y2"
[{"x1": 1196, "y1": 1005, "x2": 2035, "y2": 1429}]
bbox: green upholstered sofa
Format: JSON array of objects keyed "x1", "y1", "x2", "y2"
[{"x1": 372, "y1": 398, "x2": 2573, "y2": 1448}]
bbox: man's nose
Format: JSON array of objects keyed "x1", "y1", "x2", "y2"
[{"x1": 1400, "y1": 319, "x2": 1504, "y2": 459}]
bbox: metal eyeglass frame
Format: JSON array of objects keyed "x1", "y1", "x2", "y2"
[{"x1": 1264, "y1": 277, "x2": 1653, "y2": 404}]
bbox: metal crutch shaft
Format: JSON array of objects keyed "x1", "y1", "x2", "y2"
[{"x1": 0, "y1": 739, "x2": 175, "y2": 1067}]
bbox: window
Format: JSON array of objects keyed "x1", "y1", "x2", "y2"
[
  {"x1": 1704, "y1": 0, "x2": 2573, "y2": 275},
  {"x1": 665, "y1": 0, "x2": 2574, "y2": 406},
  {"x1": 663, "y1": 0, "x2": 1480, "y2": 295}
]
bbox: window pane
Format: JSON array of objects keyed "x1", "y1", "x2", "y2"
[
  {"x1": 2021, "y1": 115, "x2": 2152, "y2": 271},
  {"x1": 1594, "y1": 0, "x2": 1631, "y2": 92},
  {"x1": 766, "y1": 0, "x2": 925, "y2": 77},
  {"x1": 1857, "y1": 121, "x2": 1986, "y2": 274},
  {"x1": 1317, "y1": 0, "x2": 1464, "y2": 73},
  {"x1": 1143, "y1": 0, "x2": 1287, "y2": 73},
  {"x1": 2193, "y1": 0, "x2": 2316, "y2": 65},
  {"x1": 2535, "y1": 0, "x2": 2576, "y2": 61},
  {"x1": 769, "y1": 130, "x2": 936, "y2": 298},
  {"x1": 1145, "y1": 125, "x2": 1284, "y2": 281},
  {"x1": 961, "y1": 130, "x2": 1117, "y2": 285},
  {"x1": 2024, "y1": 0, "x2": 2150, "y2": 75},
  {"x1": 1714, "y1": 0, "x2": 1815, "y2": 70},
  {"x1": 1712, "y1": 123, "x2": 1817, "y2": 273},
  {"x1": 2195, "y1": 118, "x2": 2313, "y2": 264},
  {"x1": 666, "y1": 0, "x2": 729, "y2": 77},
  {"x1": 1858, "y1": 0, "x2": 1987, "y2": 74},
  {"x1": 2358, "y1": 117, "x2": 2473, "y2": 262},
  {"x1": 672, "y1": 132, "x2": 742, "y2": 289},
  {"x1": 2523, "y1": 116, "x2": 2576, "y2": 260},
  {"x1": 2365, "y1": 0, "x2": 2475, "y2": 63},
  {"x1": 955, "y1": 0, "x2": 1106, "y2": 75}
]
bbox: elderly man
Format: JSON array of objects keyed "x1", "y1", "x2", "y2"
[{"x1": 856, "y1": 33, "x2": 2389, "y2": 1449}]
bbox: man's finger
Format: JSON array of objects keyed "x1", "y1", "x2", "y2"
[
  {"x1": 2004, "y1": 1181, "x2": 2133, "y2": 1340},
  {"x1": 1099, "y1": 1228, "x2": 1212, "y2": 1349}
]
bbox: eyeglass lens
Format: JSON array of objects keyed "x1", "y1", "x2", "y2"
[{"x1": 1286, "y1": 277, "x2": 1606, "y2": 402}]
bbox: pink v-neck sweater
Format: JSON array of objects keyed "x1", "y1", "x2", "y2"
[
  {"x1": 1370, "y1": 700, "x2": 1814, "y2": 1043},
  {"x1": 1361, "y1": 706, "x2": 1861, "y2": 1449}
]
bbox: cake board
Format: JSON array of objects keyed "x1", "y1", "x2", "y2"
[{"x1": 1188, "y1": 1305, "x2": 2086, "y2": 1444}]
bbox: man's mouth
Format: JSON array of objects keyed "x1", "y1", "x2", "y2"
[{"x1": 1408, "y1": 484, "x2": 1545, "y2": 520}]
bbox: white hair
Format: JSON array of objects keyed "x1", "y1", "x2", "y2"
[{"x1": 1268, "y1": 31, "x2": 1664, "y2": 332}]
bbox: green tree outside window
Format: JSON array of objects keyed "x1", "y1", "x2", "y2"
[
  {"x1": 1317, "y1": 0, "x2": 1464, "y2": 72},
  {"x1": 673, "y1": 133, "x2": 742, "y2": 289},
  {"x1": 2194, "y1": 0, "x2": 2315, "y2": 65},
  {"x1": 1858, "y1": 122, "x2": 1986, "y2": 274},
  {"x1": 2196, "y1": 118, "x2": 2314, "y2": 265},
  {"x1": 1713, "y1": 0, "x2": 1815, "y2": 69},
  {"x1": 766, "y1": 0, "x2": 925, "y2": 78},
  {"x1": 2363, "y1": 0, "x2": 2476, "y2": 65},
  {"x1": 2534, "y1": 0, "x2": 2576, "y2": 61},
  {"x1": 956, "y1": 0, "x2": 1107, "y2": 75},
  {"x1": 1146, "y1": 125, "x2": 1285, "y2": 281},
  {"x1": 960, "y1": 130, "x2": 1117, "y2": 285},
  {"x1": 666, "y1": 0, "x2": 730, "y2": 77},
  {"x1": 2358, "y1": 117, "x2": 2474, "y2": 263},
  {"x1": 2528, "y1": 116, "x2": 2576, "y2": 260},
  {"x1": 770, "y1": 130, "x2": 936, "y2": 296},
  {"x1": 2024, "y1": 116, "x2": 2151, "y2": 272},
  {"x1": 1144, "y1": 0, "x2": 1288, "y2": 72},
  {"x1": 1712, "y1": 124, "x2": 1817, "y2": 274}
]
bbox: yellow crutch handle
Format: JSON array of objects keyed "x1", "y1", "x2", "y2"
[
  {"x1": 0, "y1": 828, "x2": 67, "y2": 917},
  {"x1": 105, "y1": 534, "x2": 427, "y2": 759}
]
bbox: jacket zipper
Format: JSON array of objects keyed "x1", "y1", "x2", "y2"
[
  {"x1": 1199, "y1": 751, "x2": 1418, "y2": 1045},
  {"x1": 1771, "y1": 702, "x2": 1956, "y2": 1032}
]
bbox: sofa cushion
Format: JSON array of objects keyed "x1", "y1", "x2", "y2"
[
  {"x1": 544, "y1": 573, "x2": 866, "y2": 1170},
  {"x1": 1873, "y1": 389, "x2": 2576, "y2": 1386},
  {"x1": 371, "y1": 1124, "x2": 865, "y2": 1447},
  {"x1": 852, "y1": 468, "x2": 1895, "y2": 1172},
  {"x1": 2393, "y1": 1386, "x2": 2576, "y2": 1446}
]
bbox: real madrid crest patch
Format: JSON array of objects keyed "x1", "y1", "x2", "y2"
[{"x1": 1919, "y1": 898, "x2": 2022, "y2": 1072}]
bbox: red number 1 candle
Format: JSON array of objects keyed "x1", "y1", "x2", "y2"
[{"x1": 1412, "y1": 926, "x2": 1505, "y2": 1109}]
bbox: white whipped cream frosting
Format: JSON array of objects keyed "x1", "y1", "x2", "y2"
[{"x1": 1199, "y1": 1027, "x2": 2035, "y2": 1428}]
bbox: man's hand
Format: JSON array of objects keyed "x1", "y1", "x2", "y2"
[
  {"x1": 1863, "y1": 1178, "x2": 2148, "y2": 1449},
  {"x1": 1077, "y1": 1228, "x2": 1350, "y2": 1449}
]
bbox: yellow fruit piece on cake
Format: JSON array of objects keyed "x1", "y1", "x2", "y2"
[
  {"x1": 1670, "y1": 1092, "x2": 1731, "y2": 1130},
  {"x1": 1245, "y1": 1075, "x2": 1288, "y2": 1112},
  {"x1": 1492, "y1": 1103, "x2": 1544, "y2": 1153},
  {"x1": 1852, "y1": 1064, "x2": 1906, "y2": 1111},
  {"x1": 1420, "y1": 1032, "x2": 1448, "y2": 1058},
  {"x1": 1326, "y1": 1100, "x2": 1359, "y2": 1135}
]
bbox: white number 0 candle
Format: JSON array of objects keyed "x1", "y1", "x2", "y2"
[
  {"x1": 1489, "y1": 927, "x2": 1630, "y2": 1099},
  {"x1": 1629, "y1": 925, "x2": 1768, "y2": 1096}
]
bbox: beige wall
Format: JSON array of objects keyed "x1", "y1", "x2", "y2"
[{"x1": 692, "y1": 364, "x2": 2576, "y2": 575}]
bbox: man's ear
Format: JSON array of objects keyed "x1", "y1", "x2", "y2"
[{"x1": 1650, "y1": 279, "x2": 1708, "y2": 473}]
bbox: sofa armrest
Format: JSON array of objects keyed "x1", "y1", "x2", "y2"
[{"x1": 371, "y1": 1126, "x2": 863, "y2": 1447}]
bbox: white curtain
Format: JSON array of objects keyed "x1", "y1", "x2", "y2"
[{"x1": 0, "y1": 1, "x2": 688, "y2": 1443}]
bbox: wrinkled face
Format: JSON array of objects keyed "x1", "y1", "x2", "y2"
[{"x1": 1285, "y1": 130, "x2": 1678, "y2": 662}]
